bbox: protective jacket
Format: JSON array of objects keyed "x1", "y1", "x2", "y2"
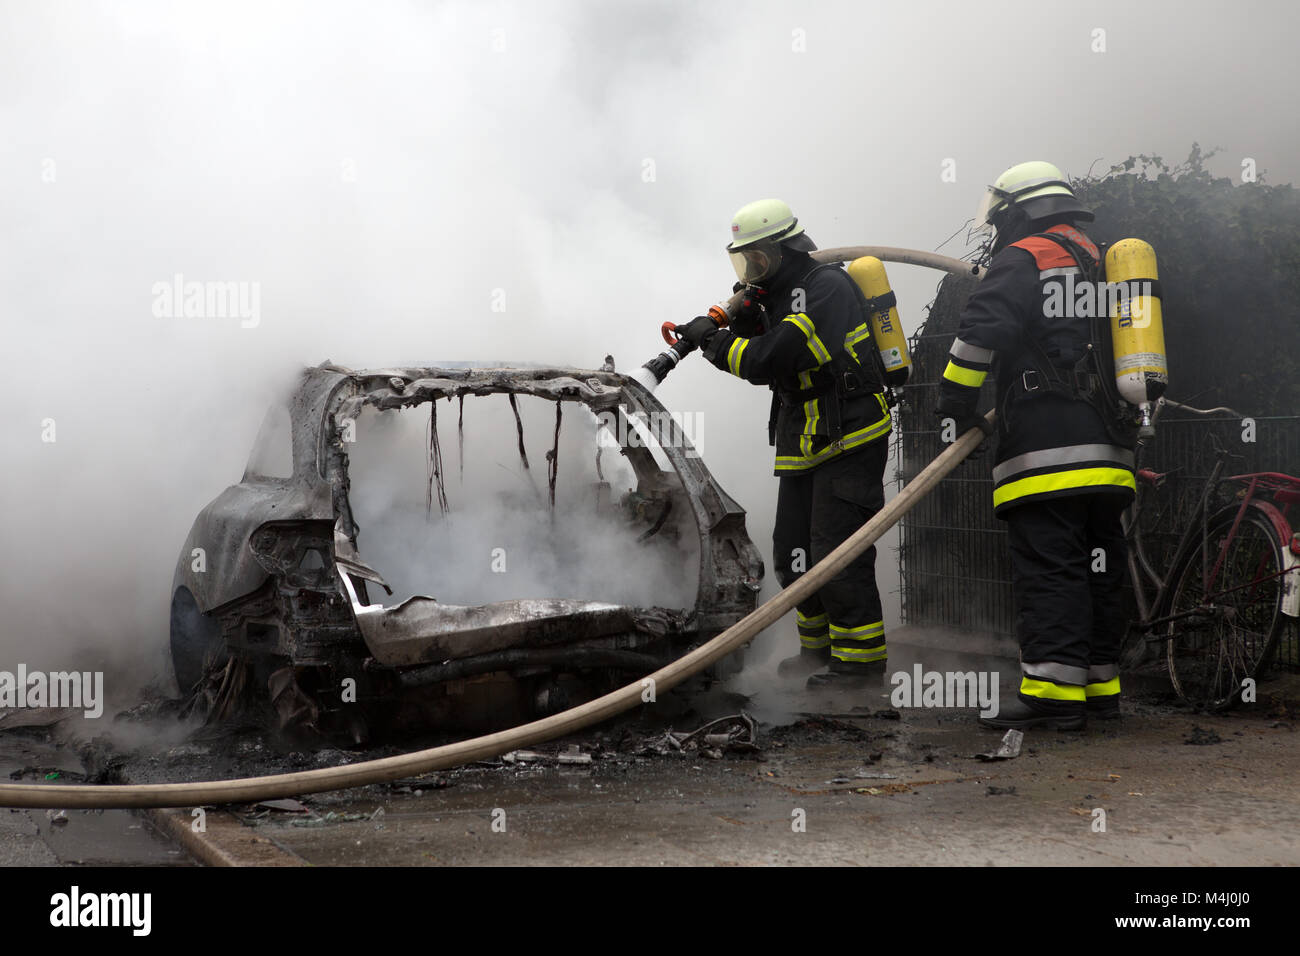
[
  {"x1": 937, "y1": 222, "x2": 1136, "y2": 516},
  {"x1": 703, "y1": 256, "x2": 891, "y2": 475}
]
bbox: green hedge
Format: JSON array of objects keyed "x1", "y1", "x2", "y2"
[{"x1": 1072, "y1": 146, "x2": 1300, "y2": 417}]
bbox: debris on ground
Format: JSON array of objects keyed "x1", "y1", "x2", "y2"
[
  {"x1": 287, "y1": 811, "x2": 373, "y2": 828},
  {"x1": 975, "y1": 729, "x2": 1023, "y2": 761},
  {"x1": 633, "y1": 713, "x2": 758, "y2": 758},
  {"x1": 8, "y1": 766, "x2": 87, "y2": 783},
  {"x1": 557, "y1": 745, "x2": 593, "y2": 765},
  {"x1": 809, "y1": 709, "x2": 901, "y2": 721},
  {"x1": 1184, "y1": 726, "x2": 1224, "y2": 746},
  {"x1": 855, "y1": 783, "x2": 914, "y2": 795},
  {"x1": 385, "y1": 774, "x2": 453, "y2": 794},
  {"x1": 257, "y1": 798, "x2": 309, "y2": 813},
  {"x1": 110, "y1": 697, "x2": 185, "y2": 724},
  {"x1": 775, "y1": 715, "x2": 889, "y2": 745},
  {"x1": 499, "y1": 744, "x2": 596, "y2": 766},
  {"x1": 0, "y1": 707, "x2": 80, "y2": 730},
  {"x1": 986, "y1": 785, "x2": 1017, "y2": 796},
  {"x1": 830, "y1": 769, "x2": 900, "y2": 784},
  {"x1": 501, "y1": 750, "x2": 549, "y2": 764}
]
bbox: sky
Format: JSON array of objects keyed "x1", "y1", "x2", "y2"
[{"x1": 2, "y1": 0, "x2": 1296, "y2": 692}]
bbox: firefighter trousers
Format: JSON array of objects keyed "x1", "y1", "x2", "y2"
[
  {"x1": 1005, "y1": 494, "x2": 1129, "y2": 703},
  {"x1": 773, "y1": 439, "x2": 888, "y2": 665}
]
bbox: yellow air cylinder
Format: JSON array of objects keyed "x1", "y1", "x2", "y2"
[
  {"x1": 847, "y1": 256, "x2": 911, "y2": 388},
  {"x1": 1105, "y1": 238, "x2": 1167, "y2": 433}
]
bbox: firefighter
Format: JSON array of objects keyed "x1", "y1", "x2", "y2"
[
  {"x1": 675, "y1": 199, "x2": 893, "y2": 689},
  {"x1": 936, "y1": 161, "x2": 1135, "y2": 730}
]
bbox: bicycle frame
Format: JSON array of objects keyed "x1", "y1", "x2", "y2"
[
  {"x1": 1125, "y1": 401, "x2": 1300, "y2": 641},
  {"x1": 1125, "y1": 451, "x2": 1229, "y2": 635},
  {"x1": 1227, "y1": 472, "x2": 1300, "y2": 618}
]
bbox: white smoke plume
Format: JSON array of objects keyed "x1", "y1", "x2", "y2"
[{"x1": 1, "y1": 1, "x2": 1294, "y2": 703}]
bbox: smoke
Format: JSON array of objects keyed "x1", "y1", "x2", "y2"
[
  {"x1": 345, "y1": 395, "x2": 697, "y2": 610},
  {"x1": 1, "y1": 1, "x2": 1294, "y2": 705}
]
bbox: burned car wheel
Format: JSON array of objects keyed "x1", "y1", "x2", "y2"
[{"x1": 169, "y1": 586, "x2": 226, "y2": 695}]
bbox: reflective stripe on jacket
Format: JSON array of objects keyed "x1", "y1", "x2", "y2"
[
  {"x1": 937, "y1": 223, "x2": 1136, "y2": 516},
  {"x1": 704, "y1": 261, "x2": 891, "y2": 474}
]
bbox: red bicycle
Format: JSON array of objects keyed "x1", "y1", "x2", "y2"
[{"x1": 1124, "y1": 399, "x2": 1300, "y2": 710}]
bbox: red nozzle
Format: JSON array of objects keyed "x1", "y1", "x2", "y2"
[{"x1": 662, "y1": 304, "x2": 730, "y2": 346}]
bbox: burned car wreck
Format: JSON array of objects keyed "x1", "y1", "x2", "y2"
[{"x1": 170, "y1": 362, "x2": 764, "y2": 740}]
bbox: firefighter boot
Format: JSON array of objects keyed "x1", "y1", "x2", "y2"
[
  {"x1": 1087, "y1": 695, "x2": 1121, "y2": 720},
  {"x1": 1086, "y1": 686, "x2": 1121, "y2": 720},
  {"x1": 979, "y1": 693, "x2": 1086, "y2": 731},
  {"x1": 778, "y1": 646, "x2": 831, "y2": 679},
  {"x1": 806, "y1": 657, "x2": 886, "y2": 690},
  {"x1": 1086, "y1": 673, "x2": 1121, "y2": 721}
]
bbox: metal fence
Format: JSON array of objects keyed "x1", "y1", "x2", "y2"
[{"x1": 897, "y1": 273, "x2": 1299, "y2": 670}]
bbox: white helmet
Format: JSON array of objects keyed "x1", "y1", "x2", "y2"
[
  {"x1": 975, "y1": 161, "x2": 1093, "y2": 235},
  {"x1": 726, "y1": 198, "x2": 817, "y2": 283}
]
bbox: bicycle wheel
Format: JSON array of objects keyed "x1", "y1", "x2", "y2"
[{"x1": 1165, "y1": 505, "x2": 1286, "y2": 710}]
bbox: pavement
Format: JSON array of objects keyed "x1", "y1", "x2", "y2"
[
  {"x1": 179, "y1": 687, "x2": 1300, "y2": 866},
  {"x1": 4, "y1": 633, "x2": 1297, "y2": 867},
  {"x1": 0, "y1": 726, "x2": 193, "y2": 867}
]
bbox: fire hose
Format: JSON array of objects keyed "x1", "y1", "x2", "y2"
[
  {"x1": 0, "y1": 247, "x2": 987, "y2": 810},
  {"x1": 662, "y1": 246, "x2": 979, "y2": 345}
]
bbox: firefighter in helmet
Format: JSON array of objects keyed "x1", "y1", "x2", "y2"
[
  {"x1": 676, "y1": 199, "x2": 893, "y2": 689},
  {"x1": 936, "y1": 161, "x2": 1136, "y2": 729}
]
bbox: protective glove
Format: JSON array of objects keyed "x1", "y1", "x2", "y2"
[
  {"x1": 934, "y1": 406, "x2": 993, "y2": 460},
  {"x1": 676, "y1": 314, "x2": 721, "y2": 350},
  {"x1": 729, "y1": 283, "x2": 769, "y2": 337},
  {"x1": 955, "y1": 413, "x2": 995, "y2": 437}
]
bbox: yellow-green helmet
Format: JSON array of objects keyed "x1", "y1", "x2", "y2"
[
  {"x1": 726, "y1": 198, "x2": 817, "y2": 283},
  {"x1": 975, "y1": 161, "x2": 1093, "y2": 234}
]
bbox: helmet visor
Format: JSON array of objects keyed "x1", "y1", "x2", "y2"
[
  {"x1": 730, "y1": 244, "x2": 780, "y2": 283},
  {"x1": 973, "y1": 186, "x2": 1004, "y2": 234}
]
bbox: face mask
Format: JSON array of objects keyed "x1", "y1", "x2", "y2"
[
  {"x1": 974, "y1": 185, "x2": 1009, "y2": 236},
  {"x1": 729, "y1": 242, "x2": 781, "y2": 283}
]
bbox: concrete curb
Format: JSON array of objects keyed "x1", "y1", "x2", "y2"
[{"x1": 145, "y1": 807, "x2": 307, "y2": 867}]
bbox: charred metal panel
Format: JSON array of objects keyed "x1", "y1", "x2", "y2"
[
  {"x1": 174, "y1": 482, "x2": 335, "y2": 614},
  {"x1": 341, "y1": 574, "x2": 687, "y2": 666}
]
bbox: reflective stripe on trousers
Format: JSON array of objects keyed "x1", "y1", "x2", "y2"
[
  {"x1": 797, "y1": 610, "x2": 830, "y2": 650},
  {"x1": 830, "y1": 620, "x2": 886, "y2": 663}
]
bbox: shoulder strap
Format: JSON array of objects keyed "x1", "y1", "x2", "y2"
[
  {"x1": 1011, "y1": 224, "x2": 1101, "y2": 272},
  {"x1": 1009, "y1": 229, "x2": 1137, "y2": 444},
  {"x1": 800, "y1": 262, "x2": 889, "y2": 389},
  {"x1": 1003, "y1": 229, "x2": 1095, "y2": 394}
]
